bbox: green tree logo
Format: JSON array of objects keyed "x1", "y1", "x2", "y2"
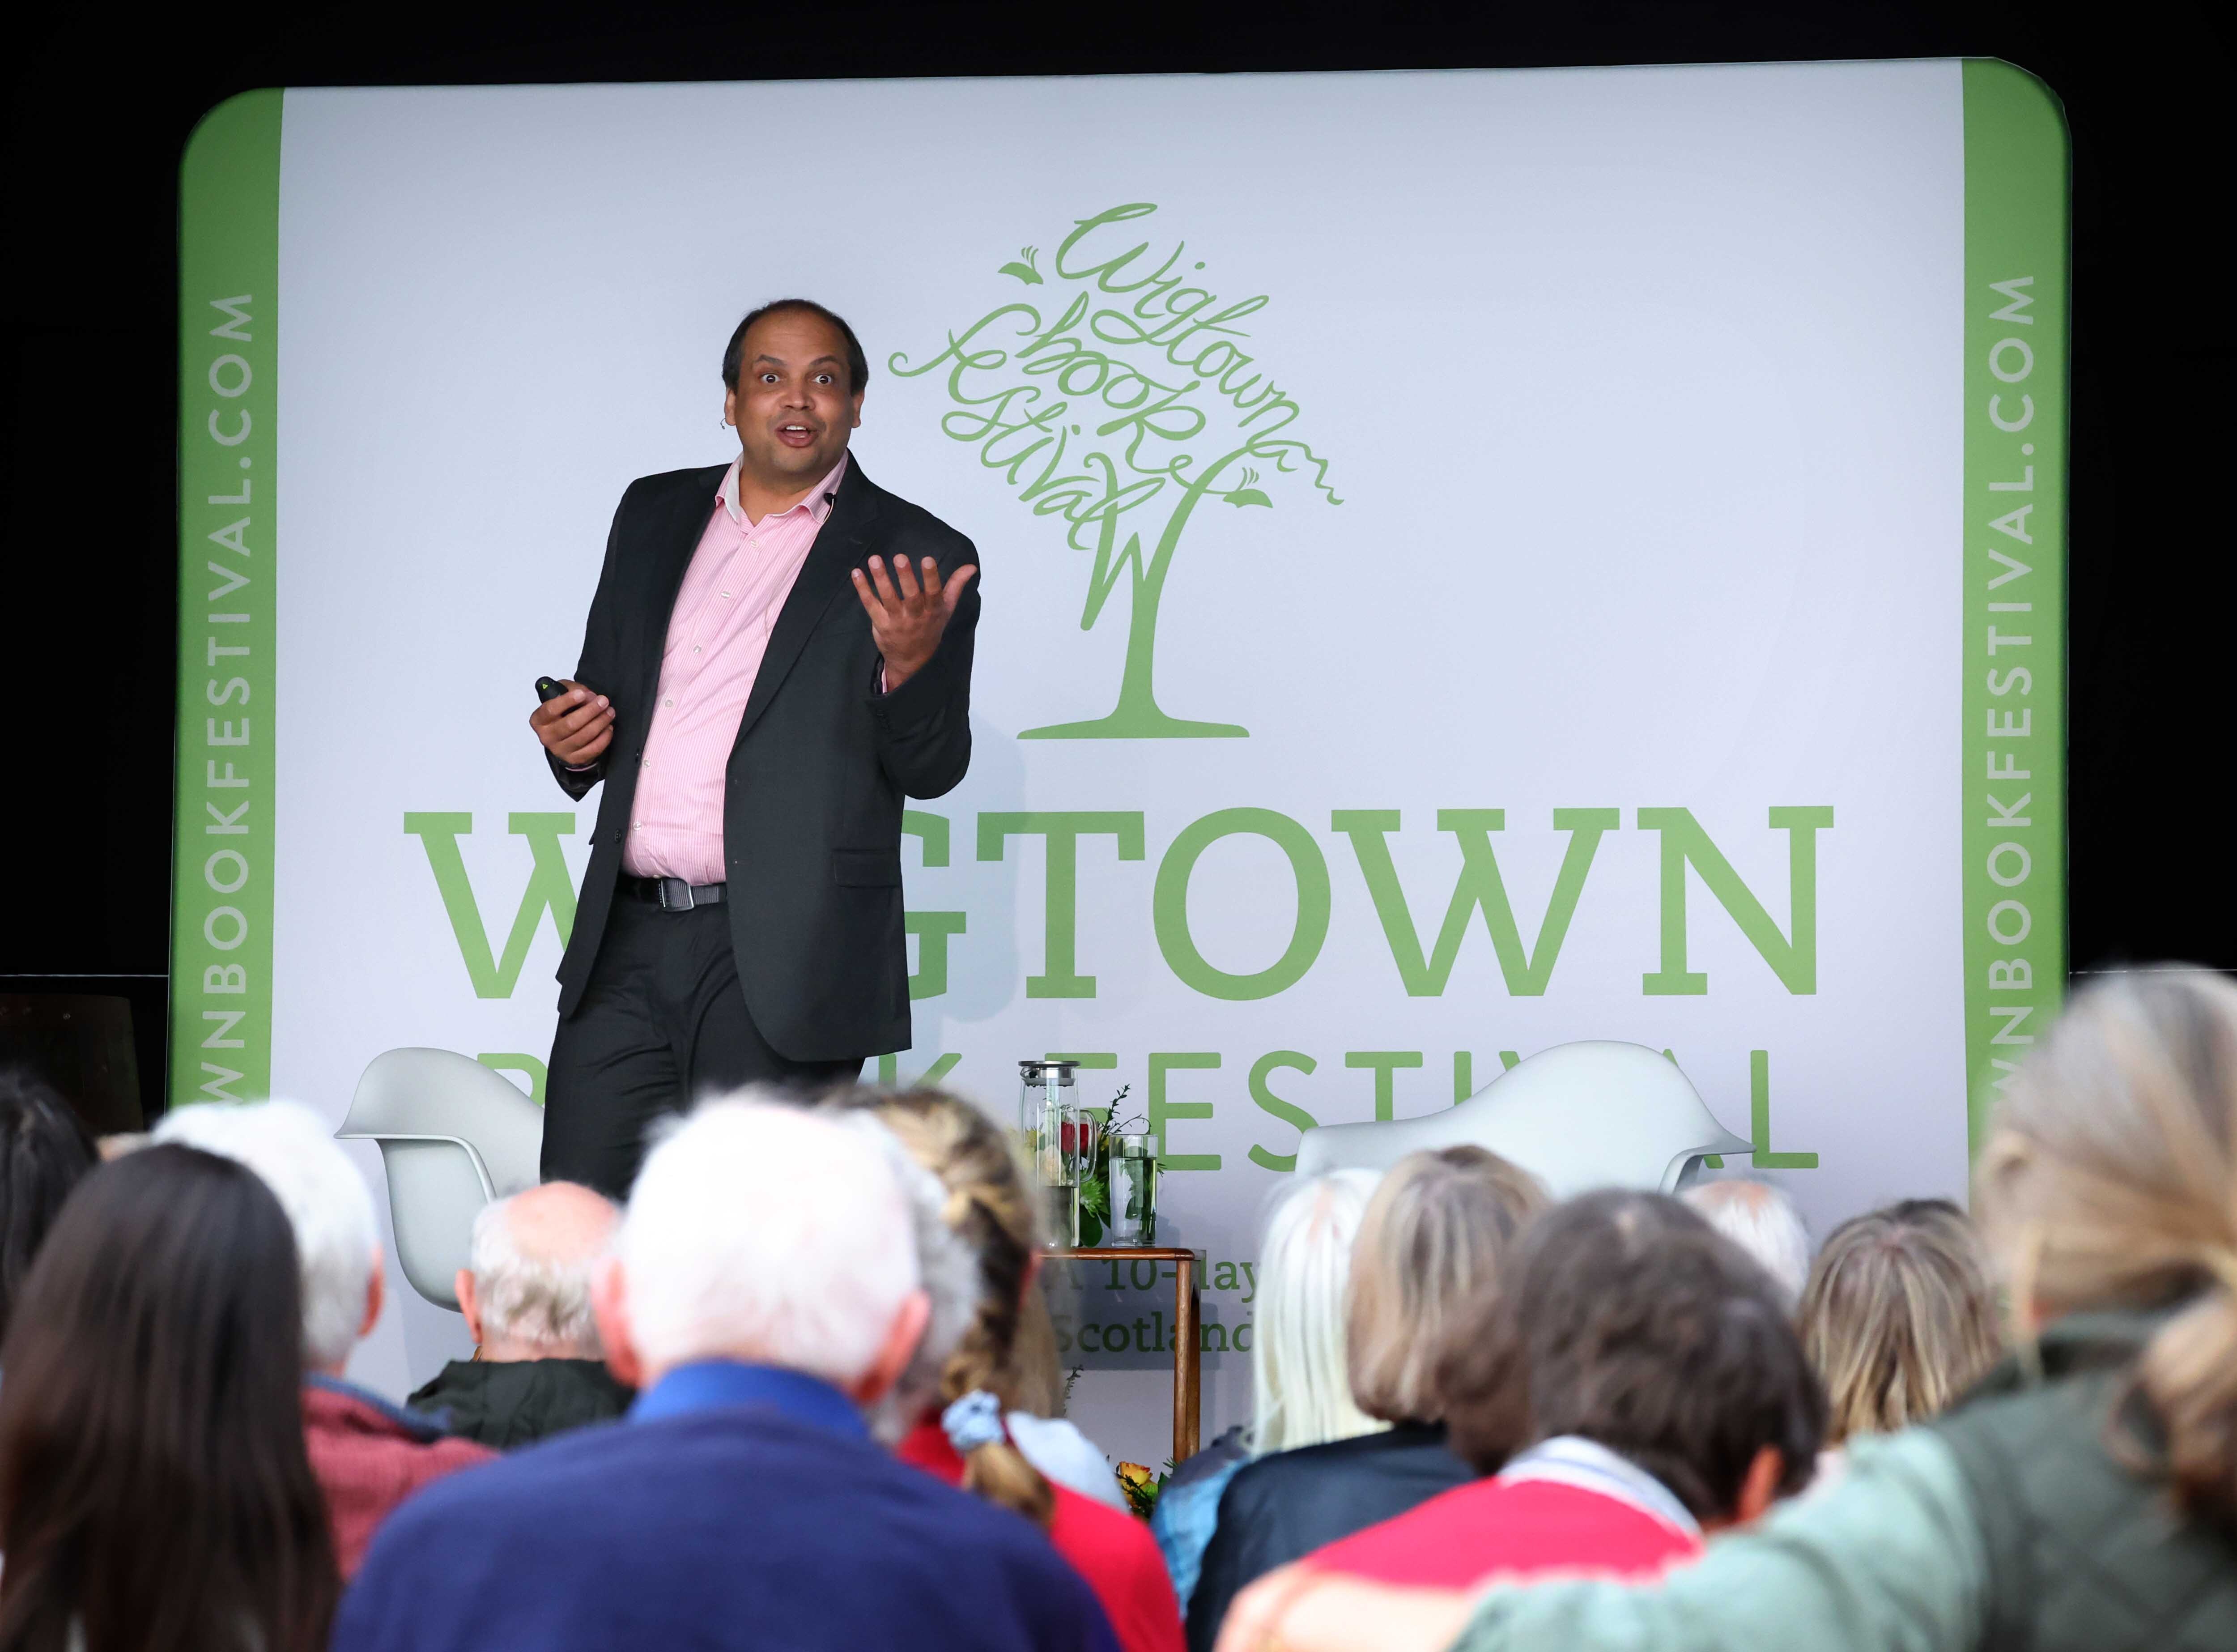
[{"x1": 892, "y1": 203, "x2": 1341, "y2": 739}]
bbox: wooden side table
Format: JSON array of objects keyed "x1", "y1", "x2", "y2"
[{"x1": 1046, "y1": 1245, "x2": 1201, "y2": 1464}]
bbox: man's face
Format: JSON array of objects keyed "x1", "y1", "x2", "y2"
[{"x1": 724, "y1": 309, "x2": 863, "y2": 489}]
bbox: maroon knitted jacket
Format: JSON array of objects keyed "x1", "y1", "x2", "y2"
[{"x1": 303, "y1": 1377, "x2": 494, "y2": 1575}]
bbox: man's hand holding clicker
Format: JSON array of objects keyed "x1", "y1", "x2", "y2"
[
  {"x1": 851, "y1": 554, "x2": 978, "y2": 693},
  {"x1": 531, "y1": 682, "x2": 615, "y2": 767}
]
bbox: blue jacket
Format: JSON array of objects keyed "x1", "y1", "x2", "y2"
[{"x1": 334, "y1": 1361, "x2": 1119, "y2": 1652}]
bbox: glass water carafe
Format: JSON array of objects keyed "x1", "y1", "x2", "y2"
[{"x1": 1017, "y1": 1058, "x2": 1083, "y2": 1248}]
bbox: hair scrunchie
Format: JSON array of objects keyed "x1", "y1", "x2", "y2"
[{"x1": 941, "y1": 1389, "x2": 1006, "y2": 1454}]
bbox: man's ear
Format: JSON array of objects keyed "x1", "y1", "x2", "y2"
[
  {"x1": 359, "y1": 1246, "x2": 386, "y2": 1341},
  {"x1": 848, "y1": 1289, "x2": 931, "y2": 1410},
  {"x1": 849, "y1": 389, "x2": 864, "y2": 430},
  {"x1": 1732, "y1": 1445, "x2": 1786, "y2": 1526},
  {"x1": 456, "y1": 1269, "x2": 484, "y2": 1347},
  {"x1": 592, "y1": 1256, "x2": 645, "y2": 1391},
  {"x1": 723, "y1": 383, "x2": 739, "y2": 430}
]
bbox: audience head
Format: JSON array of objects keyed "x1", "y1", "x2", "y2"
[
  {"x1": 0, "y1": 1067, "x2": 98, "y2": 1343},
  {"x1": 1252, "y1": 1169, "x2": 1384, "y2": 1455},
  {"x1": 1977, "y1": 967, "x2": 2237, "y2": 1532},
  {"x1": 1347, "y1": 1145, "x2": 1548, "y2": 1426},
  {"x1": 1444, "y1": 1189, "x2": 1824, "y2": 1526},
  {"x1": 0, "y1": 1144, "x2": 338, "y2": 1652},
  {"x1": 154, "y1": 1098, "x2": 382, "y2": 1373},
  {"x1": 459, "y1": 1182, "x2": 620, "y2": 1362},
  {"x1": 1682, "y1": 1178, "x2": 1812, "y2": 1309},
  {"x1": 594, "y1": 1093, "x2": 928, "y2": 1404},
  {"x1": 823, "y1": 1085, "x2": 1058, "y2": 1526},
  {"x1": 818, "y1": 1104, "x2": 982, "y2": 1445},
  {"x1": 1797, "y1": 1198, "x2": 1999, "y2": 1443}
]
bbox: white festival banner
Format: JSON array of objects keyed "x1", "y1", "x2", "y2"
[{"x1": 171, "y1": 61, "x2": 2069, "y2": 1458}]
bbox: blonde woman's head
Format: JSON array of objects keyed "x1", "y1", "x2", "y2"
[
  {"x1": 1251, "y1": 1170, "x2": 1382, "y2": 1456},
  {"x1": 1346, "y1": 1146, "x2": 1547, "y2": 1424},
  {"x1": 819, "y1": 1086, "x2": 1056, "y2": 1528},
  {"x1": 1976, "y1": 967, "x2": 2237, "y2": 1532},
  {"x1": 1798, "y1": 1199, "x2": 2000, "y2": 1443}
]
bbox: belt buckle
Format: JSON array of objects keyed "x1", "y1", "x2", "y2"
[{"x1": 661, "y1": 877, "x2": 693, "y2": 911}]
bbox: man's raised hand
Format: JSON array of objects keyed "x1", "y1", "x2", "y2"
[
  {"x1": 530, "y1": 681, "x2": 615, "y2": 768},
  {"x1": 851, "y1": 554, "x2": 978, "y2": 693}
]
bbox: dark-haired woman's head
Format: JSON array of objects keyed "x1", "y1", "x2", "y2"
[
  {"x1": 1442, "y1": 1189, "x2": 1826, "y2": 1527},
  {"x1": 0, "y1": 1067, "x2": 98, "y2": 1343},
  {"x1": 0, "y1": 1143, "x2": 337, "y2": 1652}
]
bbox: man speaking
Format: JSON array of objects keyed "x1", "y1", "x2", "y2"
[{"x1": 529, "y1": 299, "x2": 978, "y2": 1197}]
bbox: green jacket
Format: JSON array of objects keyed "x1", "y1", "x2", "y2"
[
  {"x1": 408, "y1": 1357, "x2": 634, "y2": 1452},
  {"x1": 1931, "y1": 1310, "x2": 2237, "y2": 1652},
  {"x1": 1453, "y1": 1309, "x2": 2237, "y2": 1652}
]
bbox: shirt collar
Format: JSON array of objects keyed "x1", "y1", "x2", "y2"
[
  {"x1": 1496, "y1": 1434, "x2": 1701, "y2": 1536},
  {"x1": 304, "y1": 1373, "x2": 451, "y2": 1443},
  {"x1": 717, "y1": 451, "x2": 849, "y2": 528},
  {"x1": 629, "y1": 1358, "x2": 868, "y2": 1442}
]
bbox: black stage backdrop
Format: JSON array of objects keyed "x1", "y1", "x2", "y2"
[{"x1": 5, "y1": 1, "x2": 2230, "y2": 1111}]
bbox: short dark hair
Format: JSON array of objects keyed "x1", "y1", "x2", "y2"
[
  {"x1": 1440, "y1": 1189, "x2": 1826, "y2": 1521},
  {"x1": 722, "y1": 298, "x2": 869, "y2": 395},
  {"x1": 0, "y1": 1066, "x2": 98, "y2": 1342}
]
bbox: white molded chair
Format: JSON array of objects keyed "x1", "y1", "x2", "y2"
[
  {"x1": 337, "y1": 1047, "x2": 545, "y2": 1311},
  {"x1": 1294, "y1": 1040, "x2": 1752, "y2": 1198}
]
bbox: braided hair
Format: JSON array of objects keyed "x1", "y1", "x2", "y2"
[{"x1": 825, "y1": 1086, "x2": 1056, "y2": 1528}]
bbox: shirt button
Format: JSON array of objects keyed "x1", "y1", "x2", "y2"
[
  {"x1": 663, "y1": 698, "x2": 674, "y2": 707},
  {"x1": 692, "y1": 645, "x2": 701, "y2": 654},
  {"x1": 719, "y1": 592, "x2": 731, "y2": 600}
]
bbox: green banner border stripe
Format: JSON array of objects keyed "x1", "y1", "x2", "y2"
[
  {"x1": 1961, "y1": 60, "x2": 2070, "y2": 1154},
  {"x1": 172, "y1": 90, "x2": 283, "y2": 1108}
]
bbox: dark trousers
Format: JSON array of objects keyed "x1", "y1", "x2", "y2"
[{"x1": 542, "y1": 895, "x2": 861, "y2": 1199}]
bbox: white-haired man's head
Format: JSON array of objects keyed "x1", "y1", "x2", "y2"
[
  {"x1": 592, "y1": 1095, "x2": 929, "y2": 1403},
  {"x1": 153, "y1": 1098, "x2": 381, "y2": 1372},
  {"x1": 1682, "y1": 1178, "x2": 1812, "y2": 1310},
  {"x1": 460, "y1": 1182, "x2": 619, "y2": 1362}
]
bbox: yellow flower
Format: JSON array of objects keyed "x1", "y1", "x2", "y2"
[{"x1": 1115, "y1": 1460, "x2": 1162, "y2": 1518}]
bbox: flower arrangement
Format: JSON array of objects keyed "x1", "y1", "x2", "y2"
[{"x1": 1115, "y1": 1460, "x2": 1168, "y2": 1519}]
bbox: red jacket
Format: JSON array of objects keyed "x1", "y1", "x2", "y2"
[
  {"x1": 1308, "y1": 1473, "x2": 1701, "y2": 1588},
  {"x1": 899, "y1": 1421, "x2": 1183, "y2": 1652},
  {"x1": 303, "y1": 1378, "x2": 494, "y2": 1576}
]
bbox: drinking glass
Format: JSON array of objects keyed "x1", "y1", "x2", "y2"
[{"x1": 1107, "y1": 1132, "x2": 1159, "y2": 1246}]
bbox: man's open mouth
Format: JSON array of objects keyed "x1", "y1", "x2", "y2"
[{"x1": 775, "y1": 422, "x2": 817, "y2": 448}]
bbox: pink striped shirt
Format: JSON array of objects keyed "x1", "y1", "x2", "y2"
[{"x1": 621, "y1": 453, "x2": 849, "y2": 884}]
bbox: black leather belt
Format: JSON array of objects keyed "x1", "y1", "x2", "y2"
[{"x1": 621, "y1": 875, "x2": 727, "y2": 911}]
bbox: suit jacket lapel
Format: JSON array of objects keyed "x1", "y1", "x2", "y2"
[
  {"x1": 732, "y1": 456, "x2": 883, "y2": 749},
  {"x1": 634, "y1": 465, "x2": 730, "y2": 707}
]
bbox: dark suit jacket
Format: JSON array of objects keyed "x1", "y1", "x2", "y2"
[
  {"x1": 550, "y1": 457, "x2": 977, "y2": 1060},
  {"x1": 332, "y1": 1405, "x2": 1116, "y2": 1652},
  {"x1": 408, "y1": 1357, "x2": 633, "y2": 1451},
  {"x1": 1183, "y1": 1423, "x2": 1474, "y2": 1650}
]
